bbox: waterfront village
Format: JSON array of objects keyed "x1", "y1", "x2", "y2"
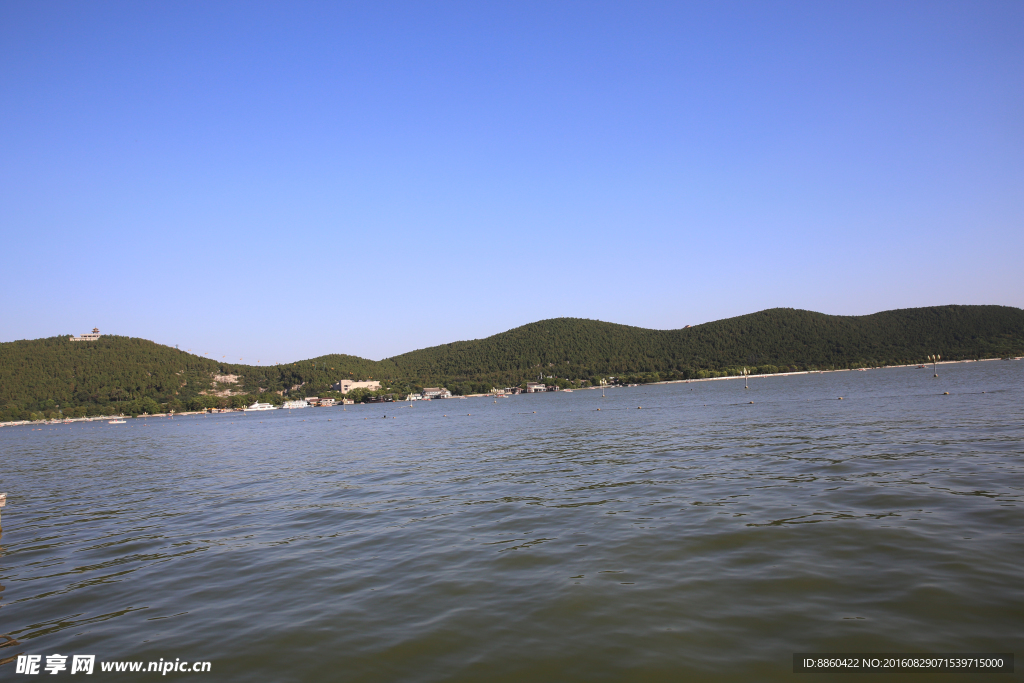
[
  {"x1": 3, "y1": 329, "x2": 596, "y2": 425},
  {"x1": 282, "y1": 380, "x2": 563, "y2": 408},
  {"x1": 6, "y1": 380, "x2": 582, "y2": 426},
  {"x1": 9, "y1": 326, "x2": 1016, "y2": 427}
]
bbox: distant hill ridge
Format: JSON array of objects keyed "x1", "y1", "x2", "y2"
[{"x1": 2, "y1": 305, "x2": 1022, "y2": 421}]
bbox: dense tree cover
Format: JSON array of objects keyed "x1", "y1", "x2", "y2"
[
  {"x1": 0, "y1": 336, "x2": 376, "y2": 420},
  {"x1": 2, "y1": 306, "x2": 1022, "y2": 421},
  {"x1": 0, "y1": 336, "x2": 222, "y2": 421},
  {"x1": 373, "y1": 305, "x2": 1024, "y2": 388}
]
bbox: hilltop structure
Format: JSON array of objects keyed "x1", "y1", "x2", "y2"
[
  {"x1": 3, "y1": 305, "x2": 1022, "y2": 424},
  {"x1": 71, "y1": 328, "x2": 101, "y2": 342}
]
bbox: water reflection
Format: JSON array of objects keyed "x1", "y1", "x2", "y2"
[{"x1": 0, "y1": 578, "x2": 24, "y2": 668}]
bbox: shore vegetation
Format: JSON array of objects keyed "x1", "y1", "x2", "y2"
[{"x1": 2, "y1": 305, "x2": 1022, "y2": 421}]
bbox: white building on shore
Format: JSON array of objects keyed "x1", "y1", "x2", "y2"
[{"x1": 331, "y1": 380, "x2": 382, "y2": 394}]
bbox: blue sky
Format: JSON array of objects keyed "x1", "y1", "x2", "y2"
[{"x1": 2, "y1": 1, "x2": 1021, "y2": 362}]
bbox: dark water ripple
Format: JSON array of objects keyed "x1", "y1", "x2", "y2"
[{"x1": 1, "y1": 363, "x2": 1022, "y2": 681}]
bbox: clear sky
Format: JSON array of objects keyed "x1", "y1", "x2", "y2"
[{"x1": 2, "y1": 1, "x2": 1021, "y2": 363}]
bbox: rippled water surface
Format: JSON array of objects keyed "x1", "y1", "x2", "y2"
[{"x1": 2, "y1": 362, "x2": 1022, "y2": 681}]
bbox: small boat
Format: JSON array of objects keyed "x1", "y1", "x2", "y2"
[
  {"x1": 108, "y1": 419, "x2": 127, "y2": 424},
  {"x1": 244, "y1": 401, "x2": 277, "y2": 412}
]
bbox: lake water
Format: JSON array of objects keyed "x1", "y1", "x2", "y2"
[{"x1": 1, "y1": 362, "x2": 1022, "y2": 681}]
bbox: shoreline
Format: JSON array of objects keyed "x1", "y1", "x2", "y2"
[
  {"x1": 0, "y1": 408, "x2": 241, "y2": 428},
  {"x1": 445, "y1": 357, "x2": 1021, "y2": 398},
  {"x1": 649, "y1": 357, "x2": 1018, "y2": 386},
  {"x1": 3, "y1": 357, "x2": 1020, "y2": 427}
]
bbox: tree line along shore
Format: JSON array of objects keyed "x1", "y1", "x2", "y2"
[
  {"x1": 2, "y1": 305, "x2": 1022, "y2": 423},
  {"x1": 4, "y1": 357, "x2": 1018, "y2": 428}
]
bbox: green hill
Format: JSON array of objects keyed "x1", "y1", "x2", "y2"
[
  {"x1": 2, "y1": 305, "x2": 1022, "y2": 421},
  {"x1": 0, "y1": 335, "x2": 384, "y2": 421},
  {"x1": 378, "y1": 305, "x2": 1024, "y2": 393}
]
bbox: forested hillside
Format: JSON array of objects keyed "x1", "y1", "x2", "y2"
[
  {"x1": 0, "y1": 336, "x2": 221, "y2": 421},
  {"x1": 0, "y1": 336, "x2": 387, "y2": 421},
  {"x1": 380, "y1": 305, "x2": 1024, "y2": 393},
  {"x1": 2, "y1": 305, "x2": 1022, "y2": 421}
]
